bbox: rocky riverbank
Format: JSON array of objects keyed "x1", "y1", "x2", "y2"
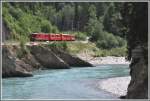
[
  {"x1": 89, "y1": 57, "x2": 129, "y2": 65},
  {"x1": 77, "y1": 53, "x2": 130, "y2": 65},
  {"x1": 2, "y1": 44, "x2": 93, "y2": 78},
  {"x1": 98, "y1": 76, "x2": 131, "y2": 97}
]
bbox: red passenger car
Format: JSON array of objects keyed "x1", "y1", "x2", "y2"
[
  {"x1": 50, "y1": 34, "x2": 62, "y2": 41},
  {"x1": 30, "y1": 33, "x2": 75, "y2": 41},
  {"x1": 62, "y1": 34, "x2": 75, "y2": 41}
]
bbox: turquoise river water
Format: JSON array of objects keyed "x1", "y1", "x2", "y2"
[{"x1": 2, "y1": 64, "x2": 129, "y2": 99}]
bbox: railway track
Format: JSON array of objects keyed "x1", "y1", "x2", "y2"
[{"x1": 2, "y1": 40, "x2": 87, "y2": 46}]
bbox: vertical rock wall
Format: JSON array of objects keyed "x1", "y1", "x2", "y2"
[
  {"x1": 2, "y1": 45, "x2": 33, "y2": 78},
  {"x1": 125, "y1": 45, "x2": 148, "y2": 99}
]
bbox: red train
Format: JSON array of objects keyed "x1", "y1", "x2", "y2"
[{"x1": 30, "y1": 33, "x2": 75, "y2": 41}]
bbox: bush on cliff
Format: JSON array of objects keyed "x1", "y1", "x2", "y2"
[{"x1": 47, "y1": 42, "x2": 68, "y2": 51}]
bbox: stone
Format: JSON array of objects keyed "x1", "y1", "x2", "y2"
[
  {"x1": 125, "y1": 45, "x2": 148, "y2": 99},
  {"x1": 30, "y1": 46, "x2": 70, "y2": 69},
  {"x1": 2, "y1": 46, "x2": 33, "y2": 78},
  {"x1": 51, "y1": 47, "x2": 93, "y2": 67}
]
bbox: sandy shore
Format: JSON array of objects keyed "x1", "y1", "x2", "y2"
[
  {"x1": 98, "y1": 76, "x2": 131, "y2": 96},
  {"x1": 77, "y1": 54, "x2": 130, "y2": 65}
]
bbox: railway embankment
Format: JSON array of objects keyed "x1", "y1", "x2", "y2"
[{"x1": 2, "y1": 44, "x2": 93, "y2": 78}]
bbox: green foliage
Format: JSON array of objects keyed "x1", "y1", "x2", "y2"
[
  {"x1": 67, "y1": 42, "x2": 98, "y2": 54},
  {"x1": 3, "y1": 2, "x2": 128, "y2": 57},
  {"x1": 3, "y1": 3, "x2": 59, "y2": 42},
  {"x1": 93, "y1": 47, "x2": 127, "y2": 57},
  {"x1": 88, "y1": 4, "x2": 97, "y2": 19},
  {"x1": 67, "y1": 42, "x2": 127, "y2": 57},
  {"x1": 48, "y1": 42, "x2": 68, "y2": 51},
  {"x1": 86, "y1": 18, "x2": 104, "y2": 42},
  {"x1": 84, "y1": 4, "x2": 126, "y2": 50},
  {"x1": 17, "y1": 36, "x2": 30, "y2": 59},
  {"x1": 41, "y1": 20, "x2": 52, "y2": 33},
  {"x1": 52, "y1": 26, "x2": 59, "y2": 33},
  {"x1": 103, "y1": 3, "x2": 124, "y2": 37},
  {"x1": 93, "y1": 50, "x2": 107, "y2": 57},
  {"x1": 96, "y1": 32, "x2": 126, "y2": 49},
  {"x1": 61, "y1": 5, "x2": 75, "y2": 30},
  {"x1": 86, "y1": 5, "x2": 104, "y2": 42},
  {"x1": 73, "y1": 32, "x2": 87, "y2": 40},
  {"x1": 116, "y1": 36, "x2": 126, "y2": 47}
]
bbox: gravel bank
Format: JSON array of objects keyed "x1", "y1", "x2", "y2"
[
  {"x1": 89, "y1": 56, "x2": 130, "y2": 65},
  {"x1": 77, "y1": 55, "x2": 130, "y2": 65},
  {"x1": 98, "y1": 76, "x2": 131, "y2": 96}
]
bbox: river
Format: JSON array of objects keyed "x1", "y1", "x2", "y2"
[{"x1": 2, "y1": 64, "x2": 129, "y2": 99}]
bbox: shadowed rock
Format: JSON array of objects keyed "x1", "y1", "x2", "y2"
[
  {"x1": 21, "y1": 53, "x2": 44, "y2": 70},
  {"x1": 51, "y1": 47, "x2": 93, "y2": 67},
  {"x1": 30, "y1": 46, "x2": 70, "y2": 69},
  {"x1": 2, "y1": 44, "x2": 93, "y2": 78},
  {"x1": 125, "y1": 45, "x2": 148, "y2": 99},
  {"x1": 2, "y1": 46, "x2": 33, "y2": 78}
]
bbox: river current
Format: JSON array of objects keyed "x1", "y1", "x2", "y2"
[{"x1": 2, "y1": 64, "x2": 129, "y2": 99}]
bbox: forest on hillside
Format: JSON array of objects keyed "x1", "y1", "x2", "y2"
[
  {"x1": 2, "y1": 2, "x2": 127, "y2": 50},
  {"x1": 2, "y1": 2, "x2": 148, "y2": 99}
]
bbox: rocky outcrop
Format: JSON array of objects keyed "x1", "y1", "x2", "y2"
[
  {"x1": 51, "y1": 47, "x2": 93, "y2": 67},
  {"x1": 21, "y1": 53, "x2": 44, "y2": 70},
  {"x1": 29, "y1": 46, "x2": 70, "y2": 69},
  {"x1": 2, "y1": 46, "x2": 33, "y2": 78},
  {"x1": 2, "y1": 45, "x2": 93, "y2": 78},
  {"x1": 125, "y1": 45, "x2": 148, "y2": 99}
]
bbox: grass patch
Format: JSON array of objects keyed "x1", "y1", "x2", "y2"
[
  {"x1": 92, "y1": 47, "x2": 127, "y2": 57},
  {"x1": 67, "y1": 42, "x2": 98, "y2": 54},
  {"x1": 47, "y1": 41, "x2": 68, "y2": 51}
]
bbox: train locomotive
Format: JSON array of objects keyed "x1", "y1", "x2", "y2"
[{"x1": 30, "y1": 33, "x2": 75, "y2": 41}]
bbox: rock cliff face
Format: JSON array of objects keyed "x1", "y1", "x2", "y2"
[
  {"x1": 50, "y1": 47, "x2": 93, "y2": 67},
  {"x1": 125, "y1": 45, "x2": 148, "y2": 99},
  {"x1": 29, "y1": 46, "x2": 70, "y2": 69},
  {"x1": 120, "y1": 3, "x2": 148, "y2": 99},
  {"x1": 2, "y1": 45, "x2": 33, "y2": 78},
  {"x1": 2, "y1": 45, "x2": 93, "y2": 78}
]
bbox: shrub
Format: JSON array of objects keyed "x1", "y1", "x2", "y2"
[
  {"x1": 17, "y1": 35, "x2": 30, "y2": 59},
  {"x1": 74, "y1": 32, "x2": 87, "y2": 41},
  {"x1": 96, "y1": 32, "x2": 126, "y2": 49},
  {"x1": 48, "y1": 42, "x2": 68, "y2": 51},
  {"x1": 109, "y1": 47, "x2": 127, "y2": 57},
  {"x1": 52, "y1": 26, "x2": 59, "y2": 33},
  {"x1": 41, "y1": 21, "x2": 52, "y2": 33},
  {"x1": 92, "y1": 46, "x2": 127, "y2": 57},
  {"x1": 3, "y1": 4, "x2": 59, "y2": 42},
  {"x1": 116, "y1": 36, "x2": 127, "y2": 47}
]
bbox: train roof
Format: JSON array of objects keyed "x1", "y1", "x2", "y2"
[{"x1": 30, "y1": 33, "x2": 75, "y2": 36}]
